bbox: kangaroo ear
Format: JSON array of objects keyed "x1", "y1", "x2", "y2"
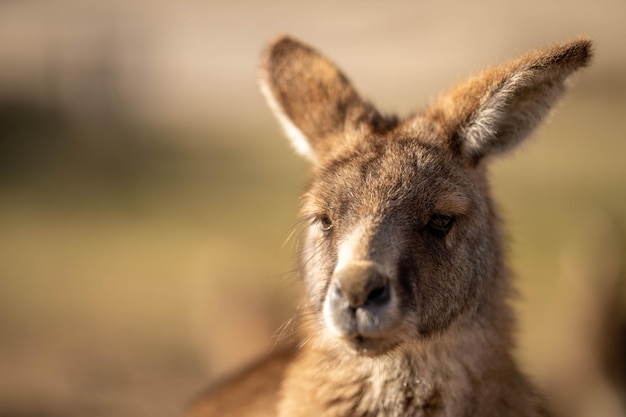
[
  {"x1": 425, "y1": 38, "x2": 592, "y2": 164},
  {"x1": 259, "y1": 35, "x2": 392, "y2": 164}
]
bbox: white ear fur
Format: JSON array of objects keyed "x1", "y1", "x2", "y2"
[
  {"x1": 459, "y1": 70, "x2": 558, "y2": 157},
  {"x1": 451, "y1": 38, "x2": 592, "y2": 162},
  {"x1": 259, "y1": 81, "x2": 317, "y2": 163}
]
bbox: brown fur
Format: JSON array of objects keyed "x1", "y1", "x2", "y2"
[{"x1": 186, "y1": 36, "x2": 592, "y2": 417}]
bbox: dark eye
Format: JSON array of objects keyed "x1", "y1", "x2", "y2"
[
  {"x1": 319, "y1": 214, "x2": 334, "y2": 233},
  {"x1": 426, "y1": 214, "x2": 455, "y2": 237}
]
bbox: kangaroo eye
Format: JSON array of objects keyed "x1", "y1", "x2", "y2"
[
  {"x1": 319, "y1": 215, "x2": 334, "y2": 232},
  {"x1": 426, "y1": 214, "x2": 455, "y2": 237}
]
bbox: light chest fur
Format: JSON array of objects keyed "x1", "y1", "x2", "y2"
[{"x1": 278, "y1": 313, "x2": 541, "y2": 417}]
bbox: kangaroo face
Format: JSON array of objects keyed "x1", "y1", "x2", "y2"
[
  {"x1": 299, "y1": 134, "x2": 495, "y2": 355},
  {"x1": 260, "y1": 36, "x2": 590, "y2": 357}
]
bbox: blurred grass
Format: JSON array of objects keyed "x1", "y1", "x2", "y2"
[
  {"x1": 493, "y1": 94, "x2": 626, "y2": 308},
  {"x1": 0, "y1": 116, "x2": 307, "y2": 415}
]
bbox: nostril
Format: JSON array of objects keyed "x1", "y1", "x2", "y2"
[
  {"x1": 330, "y1": 265, "x2": 391, "y2": 309},
  {"x1": 365, "y1": 281, "x2": 390, "y2": 305}
]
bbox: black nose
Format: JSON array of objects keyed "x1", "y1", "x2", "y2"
[{"x1": 330, "y1": 264, "x2": 391, "y2": 309}]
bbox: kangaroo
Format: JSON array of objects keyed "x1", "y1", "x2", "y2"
[{"x1": 186, "y1": 35, "x2": 592, "y2": 417}]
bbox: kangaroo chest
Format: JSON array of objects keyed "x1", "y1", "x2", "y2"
[{"x1": 278, "y1": 354, "x2": 457, "y2": 417}]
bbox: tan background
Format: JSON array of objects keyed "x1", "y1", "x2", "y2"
[{"x1": 0, "y1": 1, "x2": 625, "y2": 416}]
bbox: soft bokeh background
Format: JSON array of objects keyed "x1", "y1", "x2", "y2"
[{"x1": 1, "y1": 1, "x2": 625, "y2": 416}]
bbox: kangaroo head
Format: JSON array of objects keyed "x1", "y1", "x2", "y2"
[{"x1": 260, "y1": 36, "x2": 591, "y2": 356}]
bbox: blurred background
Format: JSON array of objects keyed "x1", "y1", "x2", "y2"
[{"x1": 0, "y1": 0, "x2": 625, "y2": 416}]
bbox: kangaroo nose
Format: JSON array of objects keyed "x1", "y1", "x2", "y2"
[{"x1": 330, "y1": 264, "x2": 391, "y2": 309}]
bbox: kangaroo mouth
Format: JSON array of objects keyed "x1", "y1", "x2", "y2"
[{"x1": 342, "y1": 334, "x2": 398, "y2": 357}]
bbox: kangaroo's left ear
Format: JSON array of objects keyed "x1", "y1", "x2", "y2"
[{"x1": 424, "y1": 38, "x2": 592, "y2": 164}]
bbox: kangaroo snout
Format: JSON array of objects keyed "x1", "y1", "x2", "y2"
[
  {"x1": 330, "y1": 263, "x2": 391, "y2": 309},
  {"x1": 324, "y1": 262, "x2": 399, "y2": 353}
]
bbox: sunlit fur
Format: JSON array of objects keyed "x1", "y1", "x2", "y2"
[{"x1": 186, "y1": 36, "x2": 591, "y2": 417}]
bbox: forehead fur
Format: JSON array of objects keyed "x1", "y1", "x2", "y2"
[{"x1": 302, "y1": 135, "x2": 474, "y2": 222}]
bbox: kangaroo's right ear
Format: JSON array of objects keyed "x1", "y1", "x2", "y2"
[{"x1": 260, "y1": 36, "x2": 390, "y2": 164}]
